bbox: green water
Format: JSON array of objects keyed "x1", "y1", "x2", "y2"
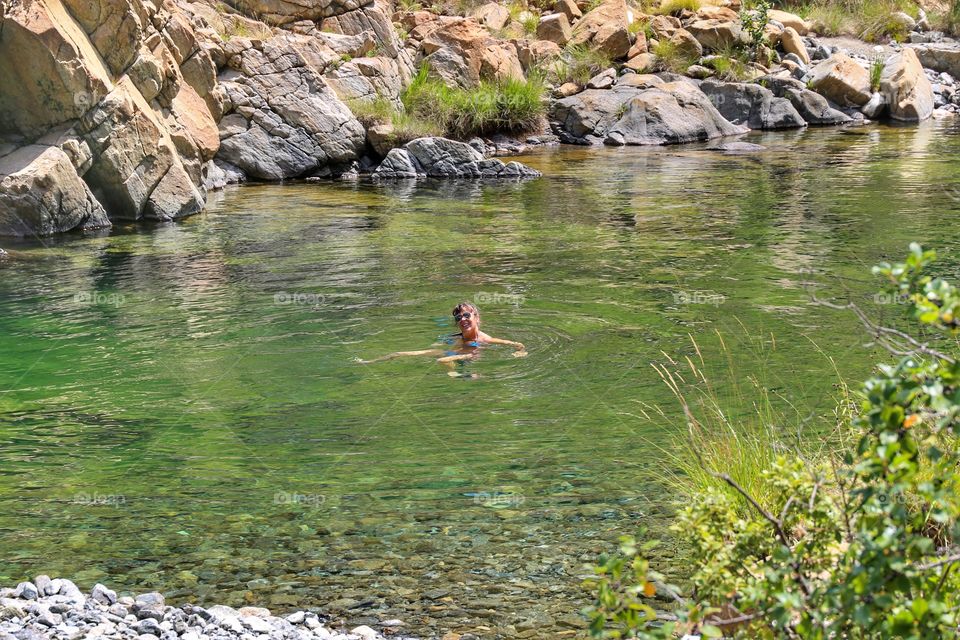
[{"x1": 3, "y1": 121, "x2": 960, "y2": 638}]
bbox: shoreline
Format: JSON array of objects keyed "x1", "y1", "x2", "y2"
[{"x1": 0, "y1": 577, "x2": 420, "y2": 640}]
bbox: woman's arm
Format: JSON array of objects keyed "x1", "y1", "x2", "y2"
[
  {"x1": 483, "y1": 336, "x2": 527, "y2": 357},
  {"x1": 355, "y1": 349, "x2": 444, "y2": 364}
]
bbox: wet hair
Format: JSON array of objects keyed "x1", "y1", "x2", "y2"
[{"x1": 452, "y1": 302, "x2": 479, "y2": 318}]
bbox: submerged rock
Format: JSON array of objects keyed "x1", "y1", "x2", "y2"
[
  {"x1": 706, "y1": 141, "x2": 767, "y2": 153},
  {"x1": 550, "y1": 81, "x2": 748, "y2": 146},
  {"x1": 373, "y1": 137, "x2": 541, "y2": 178}
]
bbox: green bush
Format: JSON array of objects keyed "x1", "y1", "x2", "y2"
[
  {"x1": 587, "y1": 244, "x2": 960, "y2": 639},
  {"x1": 401, "y1": 66, "x2": 546, "y2": 138}
]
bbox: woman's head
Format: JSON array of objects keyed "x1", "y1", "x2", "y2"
[{"x1": 453, "y1": 302, "x2": 480, "y2": 334}]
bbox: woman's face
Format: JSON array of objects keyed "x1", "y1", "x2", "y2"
[{"x1": 455, "y1": 308, "x2": 479, "y2": 333}]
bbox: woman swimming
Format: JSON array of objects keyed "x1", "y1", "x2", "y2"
[{"x1": 355, "y1": 302, "x2": 526, "y2": 375}]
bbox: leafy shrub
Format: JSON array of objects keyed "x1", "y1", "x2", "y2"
[
  {"x1": 587, "y1": 244, "x2": 960, "y2": 639},
  {"x1": 401, "y1": 66, "x2": 546, "y2": 138},
  {"x1": 740, "y1": 0, "x2": 772, "y2": 52}
]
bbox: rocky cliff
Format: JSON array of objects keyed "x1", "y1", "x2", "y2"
[{"x1": 1, "y1": 0, "x2": 953, "y2": 239}]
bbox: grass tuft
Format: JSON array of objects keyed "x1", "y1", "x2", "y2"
[
  {"x1": 654, "y1": 0, "x2": 701, "y2": 15},
  {"x1": 401, "y1": 66, "x2": 546, "y2": 138},
  {"x1": 804, "y1": 0, "x2": 917, "y2": 42},
  {"x1": 347, "y1": 97, "x2": 445, "y2": 150},
  {"x1": 652, "y1": 39, "x2": 699, "y2": 73},
  {"x1": 640, "y1": 332, "x2": 851, "y2": 514},
  {"x1": 551, "y1": 44, "x2": 614, "y2": 86}
]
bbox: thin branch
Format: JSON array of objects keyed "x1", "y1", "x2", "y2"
[
  {"x1": 811, "y1": 295, "x2": 956, "y2": 364},
  {"x1": 915, "y1": 553, "x2": 960, "y2": 571}
]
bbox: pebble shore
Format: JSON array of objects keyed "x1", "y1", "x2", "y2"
[{"x1": 0, "y1": 578, "x2": 421, "y2": 640}]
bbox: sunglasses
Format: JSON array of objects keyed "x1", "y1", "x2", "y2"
[{"x1": 454, "y1": 312, "x2": 474, "y2": 321}]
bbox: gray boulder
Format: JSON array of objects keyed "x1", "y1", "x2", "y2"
[
  {"x1": 909, "y1": 43, "x2": 960, "y2": 78},
  {"x1": 216, "y1": 36, "x2": 366, "y2": 180},
  {"x1": 550, "y1": 81, "x2": 749, "y2": 146},
  {"x1": 760, "y1": 76, "x2": 852, "y2": 125},
  {"x1": 0, "y1": 144, "x2": 110, "y2": 237},
  {"x1": 373, "y1": 137, "x2": 541, "y2": 178},
  {"x1": 699, "y1": 79, "x2": 807, "y2": 130}
]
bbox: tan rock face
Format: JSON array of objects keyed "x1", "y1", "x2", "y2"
[
  {"x1": 470, "y1": 2, "x2": 510, "y2": 30},
  {"x1": 649, "y1": 14, "x2": 681, "y2": 39},
  {"x1": 420, "y1": 18, "x2": 524, "y2": 86},
  {"x1": 780, "y1": 26, "x2": 809, "y2": 65},
  {"x1": 686, "y1": 17, "x2": 743, "y2": 51},
  {"x1": 0, "y1": 144, "x2": 110, "y2": 236},
  {"x1": 0, "y1": 0, "x2": 112, "y2": 139},
  {"x1": 78, "y1": 82, "x2": 203, "y2": 220},
  {"x1": 555, "y1": 0, "x2": 582, "y2": 22},
  {"x1": 624, "y1": 52, "x2": 656, "y2": 72},
  {"x1": 570, "y1": 0, "x2": 633, "y2": 59},
  {"x1": 694, "y1": 6, "x2": 738, "y2": 21},
  {"x1": 810, "y1": 53, "x2": 871, "y2": 106},
  {"x1": 881, "y1": 48, "x2": 934, "y2": 122},
  {"x1": 767, "y1": 9, "x2": 811, "y2": 35},
  {"x1": 670, "y1": 28, "x2": 703, "y2": 59},
  {"x1": 0, "y1": 0, "x2": 220, "y2": 232},
  {"x1": 517, "y1": 39, "x2": 562, "y2": 71},
  {"x1": 537, "y1": 13, "x2": 572, "y2": 45}
]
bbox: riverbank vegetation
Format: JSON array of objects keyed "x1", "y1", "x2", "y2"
[
  {"x1": 347, "y1": 66, "x2": 546, "y2": 146},
  {"x1": 587, "y1": 245, "x2": 960, "y2": 639}
]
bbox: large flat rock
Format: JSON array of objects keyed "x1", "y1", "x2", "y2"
[{"x1": 549, "y1": 80, "x2": 748, "y2": 145}]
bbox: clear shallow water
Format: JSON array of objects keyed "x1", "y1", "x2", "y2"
[{"x1": 3, "y1": 121, "x2": 960, "y2": 638}]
